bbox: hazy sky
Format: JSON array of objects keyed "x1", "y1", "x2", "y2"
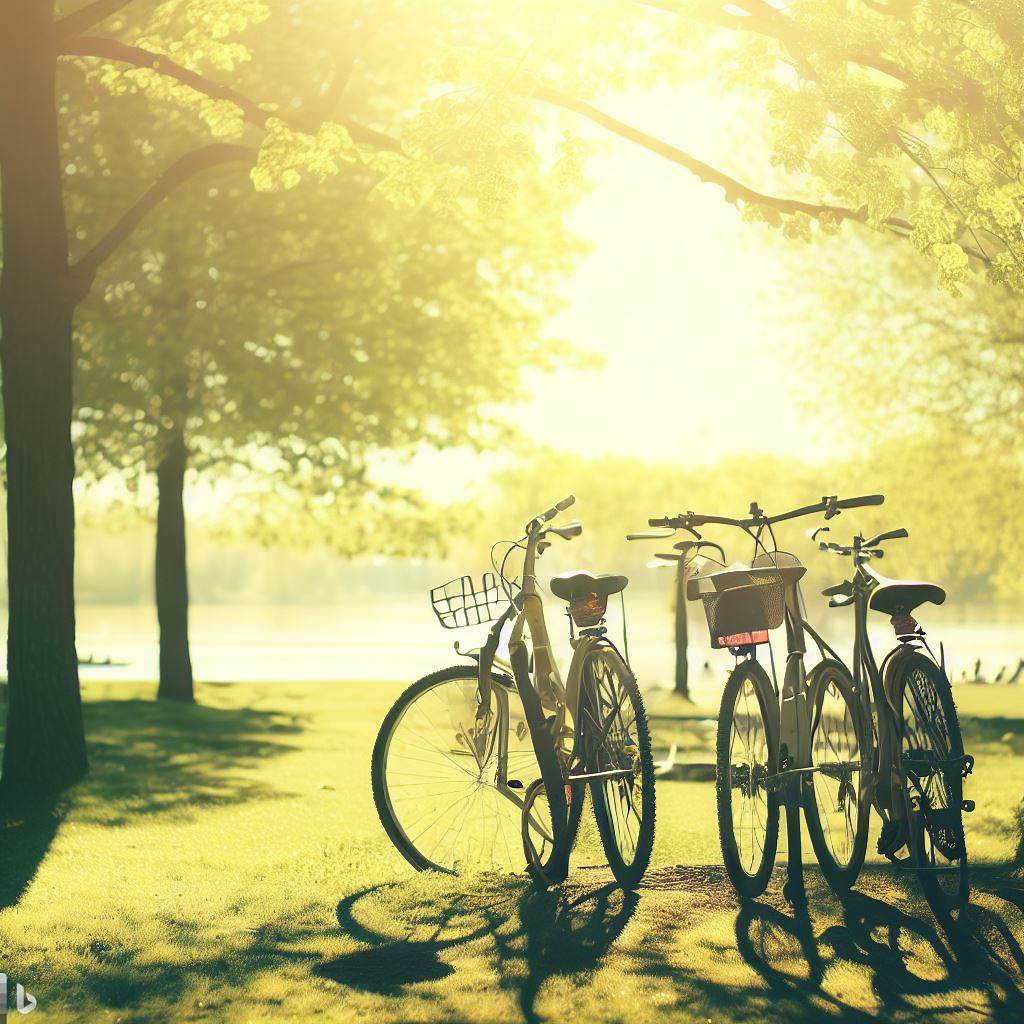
[
  {"x1": 518, "y1": 83, "x2": 832, "y2": 466},
  {"x1": 387, "y1": 83, "x2": 844, "y2": 502}
]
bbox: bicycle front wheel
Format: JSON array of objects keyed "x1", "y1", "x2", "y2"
[
  {"x1": 893, "y1": 650, "x2": 970, "y2": 920},
  {"x1": 803, "y1": 659, "x2": 870, "y2": 892},
  {"x1": 372, "y1": 666, "x2": 539, "y2": 874},
  {"x1": 579, "y1": 646, "x2": 656, "y2": 888},
  {"x1": 716, "y1": 659, "x2": 780, "y2": 899}
]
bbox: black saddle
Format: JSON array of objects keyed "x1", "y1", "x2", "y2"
[
  {"x1": 869, "y1": 571, "x2": 946, "y2": 615},
  {"x1": 549, "y1": 571, "x2": 628, "y2": 603}
]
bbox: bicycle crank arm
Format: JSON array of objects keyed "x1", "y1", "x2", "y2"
[
  {"x1": 567, "y1": 767, "x2": 634, "y2": 783},
  {"x1": 765, "y1": 765, "x2": 820, "y2": 789}
]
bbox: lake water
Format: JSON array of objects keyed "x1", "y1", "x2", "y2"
[{"x1": 61, "y1": 594, "x2": 1024, "y2": 706}]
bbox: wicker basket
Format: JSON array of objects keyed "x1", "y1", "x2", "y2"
[{"x1": 687, "y1": 552, "x2": 804, "y2": 648}]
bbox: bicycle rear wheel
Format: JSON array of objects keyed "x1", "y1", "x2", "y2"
[
  {"x1": 803, "y1": 659, "x2": 870, "y2": 892},
  {"x1": 716, "y1": 659, "x2": 780, "y2": 899},
  {"x1": 372, "y1": 666, "x2": 539, "y2": 873},
  {"x1": 579, "y1": 646, "x2": 656, "y2": 889},
  {"x1": 893, "y1": 650, "x2": 970, "y2": 920}
]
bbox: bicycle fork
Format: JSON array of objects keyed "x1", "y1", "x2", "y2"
[{"x1": 778, "y1": 649, "x2": 811, "y2": 897}]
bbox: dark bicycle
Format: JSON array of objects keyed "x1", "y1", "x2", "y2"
[{"x1": 810, "y1": 518, "x2": 972, "y2": 919}]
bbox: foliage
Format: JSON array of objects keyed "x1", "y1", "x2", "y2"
[
  {"x1": 641, "y1": 1, "x2": 1024, "y2": 295},
  {"x1": 469, "y1": 438, "x2": 1024, "y2": 603},
  {"x1": 785, "y1": 232, "x2": 1024, "y2": 449},
  {"x1": 57, "y1": 0, "x2": 631, "y2": 550}
]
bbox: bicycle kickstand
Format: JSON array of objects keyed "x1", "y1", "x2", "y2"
[{"x1": 782, "y1": 793, "x2": 806, "y2": 904}]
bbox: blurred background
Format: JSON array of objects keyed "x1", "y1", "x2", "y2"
[{"x1": 22, "y1": 0, "x2": 1022, "y2": 702}]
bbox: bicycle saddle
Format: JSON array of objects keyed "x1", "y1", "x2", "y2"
[
  {"x1": 549, "y1": 571, "x2": 628, "y2": 603},
  {"x1": 868, "y1": 571, "x2": 946, "y2": 615}
]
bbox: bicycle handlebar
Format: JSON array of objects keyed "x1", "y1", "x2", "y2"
[
  {"x1": 648, "y1": 493, "x2": 885, "y2": 532},
  {"x1": 527, "y1": 494, "x2": 576, "y2": 532},
  {"x1": 864, "y1": 526, "x2": 908, "y2": 547}
]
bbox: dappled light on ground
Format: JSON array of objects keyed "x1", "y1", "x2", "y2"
[{"x1": 1, "y1": 681, "x2": 1023, "y2": 1023}]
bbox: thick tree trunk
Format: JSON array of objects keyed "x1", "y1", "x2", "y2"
[
  {"x1": 0, "y1": 2, "x2": 87, "y2": 796},
  {"x1": 155, "y1": 434, "x2": 194, "y2": 701},
  {"x1": 674, "y1": 560, "x2": 690, "y2": 699}
]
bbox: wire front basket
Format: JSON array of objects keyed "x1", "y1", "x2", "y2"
[
  {"x1": 687, "y1": 551, "x2": 804, "y2": 648},
  {"x1": 430, "y1": 572, "x2": 516, "y2": 629}
]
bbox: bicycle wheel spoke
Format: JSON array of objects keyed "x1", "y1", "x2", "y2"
[{"x1": 382, "y1": 675, "x2": 539, "y2": 873}]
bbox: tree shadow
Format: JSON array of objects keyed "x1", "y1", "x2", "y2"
[
  {"x1": 73, "y1": 697, "x2": 303, "y2": 826},
  {"x1": 0, "y1": 696, "x2": 301, "y2": 911},
  {"x1": 0, "y1": 794, "x2": 64, "y2": 912}
]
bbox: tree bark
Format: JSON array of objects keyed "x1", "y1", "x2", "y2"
[
  {"x1": 674, "y1": 560, "x2": 690, "y2": 699},
  {"x1": 155, "y1": 433, "x2": 194, "y2": 702},
  {"x1": 0, "y1": 1, "x2": 88, "y2": 796}
]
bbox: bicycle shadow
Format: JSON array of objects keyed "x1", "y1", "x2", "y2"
[
  {"x1": 727, "y1": 869, "x2": 1024, "y2": 1023},
  {"x1": 323, "y1": 876, "x2": 637, "y2": 1024}
]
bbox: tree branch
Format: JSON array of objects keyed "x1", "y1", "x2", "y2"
[
  {"x1": 536, "y1": 87, "x2": 903, "y2": 224},
  {"x1": 69, "y1": 142, "x2": 255, "y2": 301},
  {"x1": 60, "y1": 34, "x2": 400, "y2": 152},
  {"x1": 54, "y1": 0, "x2": 136, "y2": 39},
  {"x1": 538, "y1": 85, "x2": 992, "y2": 265}
]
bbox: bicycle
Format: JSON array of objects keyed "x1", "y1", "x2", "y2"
[
  {"x1": 810, "y1": 517, "x2": 973, "y2": 919},
  {"x1": 631, "y1": 493, "x2": 970, "y2": 917},
  {"x1": 372, "y1": 495, "x2": 656, "y2": 888}
]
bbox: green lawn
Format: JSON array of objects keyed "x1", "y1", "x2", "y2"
[{"x1": 2, "y1": 680, "x2": 1024, "y2": 1023}]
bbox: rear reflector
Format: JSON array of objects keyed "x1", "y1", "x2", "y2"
[{"x1": 717, "y1": 630, "x2": 770, "y2": 648}]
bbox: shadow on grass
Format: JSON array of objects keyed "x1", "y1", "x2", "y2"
[
  {"x1": 76, "y1": 697, "x2": 302, "y2": 826},
  {"x1": 323, "y1": 864, "x2": 1024, "y2": 1024},
  {"x1": 327, "y1": 878, "x2": 637, "y2": 1024},
  {"x1": 645, "y1": 865, "x2": 1024, "y2": 1024},
  {"x1": 0, "y1": 696, "x2": 301, "y2": 912}
]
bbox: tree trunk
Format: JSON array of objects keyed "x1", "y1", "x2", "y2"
[
  {"x1": 0, "y1": 2, "x2": 87, "y2": 797},
  {"x1": 155, "y1": 433, "x2": 194, "y2": 701},
  {"x1": 674, "y1": 559, "x2": 690, "y2": 699}
]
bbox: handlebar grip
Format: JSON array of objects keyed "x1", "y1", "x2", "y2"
[
  {"x1": 873, "y1": 527, "x2": 908, "y2": 544},
  {"x1": 648, "y1": 517, "x2": 671, "y2": 528},
  {"x1": 837, "y1": 493, "x2": 884, "y2": 509},
  {"x1": 528, "y1": 494, "x2": 576, "y2": 530}
]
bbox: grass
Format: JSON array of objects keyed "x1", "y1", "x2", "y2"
[{"x1": 1, "y1": 679, "x2": 1024, "y2": 1023}]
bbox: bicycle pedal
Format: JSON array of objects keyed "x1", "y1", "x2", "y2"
[{"x1": 877, "y1": 818, "x2": 907, "y2": 857}]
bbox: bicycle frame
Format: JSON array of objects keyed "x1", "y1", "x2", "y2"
[
  {"x1": 468, "y1": 522, "x2": 635, "y2": 832},
  {"x1": 836, "y1": 548, "x2": 941, "y2": 821}
]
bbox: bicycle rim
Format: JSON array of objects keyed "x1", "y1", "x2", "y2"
[
  {"x1": 581, "y1": 647, "x2": 655, "y2": 886},
  {"x1": 897, "y1": 653, "x2": 969, "y2": 918},
  {"x1": 716, "y1": 660, "x2": 779, "y2": 897},
  {"x1": 374, "y1": 670, "x2": 537, "y2": 873},
  {"x1": 805, "y1": 661, "x2": 869, "y2": 887}
]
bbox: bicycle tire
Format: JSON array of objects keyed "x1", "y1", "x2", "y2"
[
  {"x1": 579, "y1": 645, "x2": 656, "y2": 889},
  {"x1": 803, "y1": 658, "x2": 871, "y2": 892},
  {"x1": 891, "y1": 649, "x2": 970, "y2": 920},
  {"x1": 373, "y1": 665, "x2": 557, "y2": 874},
  {"x1": 716, "y1": 658, "x2": 780, "y2": 899}
]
